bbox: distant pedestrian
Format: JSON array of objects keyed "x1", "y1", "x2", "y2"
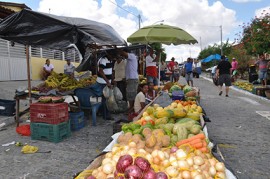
[
  {"x1": 216, "y1": 55, "x2": 232, "y2": 97},
  {"x1": 231, "y1": 57, "x2": 238, "y2": 80},
  {"x1": 184, "y1": 58, "x2": 194, "y2": 87},
  {"x1": 167, "y1": 57, "x2": 176, "y2": 82},
  {"x1": 160, "y1": 61, "x2": 167, "y2": 83},
  {"x1": 173, "y1": 61, "x2": 180, "y2": 82},
  {"x1": 255, "y1": 54, "x2": 270, "y2": 86}
]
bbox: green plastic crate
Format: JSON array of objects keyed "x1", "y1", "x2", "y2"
[{"x1": 30, "y1": 120, "x2": 71, "y2": 143}]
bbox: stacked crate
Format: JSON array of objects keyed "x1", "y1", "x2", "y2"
[{"x1": 30, "y1": 102, "x2": 71, "y2": 143}]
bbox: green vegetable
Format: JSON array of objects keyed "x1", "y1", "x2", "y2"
[
  {"x1": 171, "y1": 135, "x2": 178, "y2": 145},
  {"x1": 190, "y1": 124, "x2": 202, "y2": 135},
  {"x1": 121, "y1": 124, "x2": 130, "y2": 132},
  {"x1": 130, "y1": 123, "x2": 141, "y2": 131},
  {"x1": 176, "y1": 126, "x2": 188, "y2": 141},
  {"x1": 168, "y1": 118, "x2": 175, "y2": 123},
  {"x1": 163, "y1": 123, "x2": 174, "y2": 132},
  {"x1": 169, "y1": 85, "x2": 181, "y2": 93},
  {"x1": 183, "y1": 85, "x2": 192, "y2": 94},
  {"x1": 132, "y1": 128, "x2": 142, "y2": 135},
  {"x1": 164, "y1": 128, "x2": 172, "y2": 136},
  {"x1": 140, "y1": 123, "x2": 154, "y2": 130}
]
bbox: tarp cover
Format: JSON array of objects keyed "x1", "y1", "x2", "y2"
[
  {"x1": 0, "y1": 9, "x2": 126, "y2": 57},
  {"x1": 201, "y1": 54, "x2": 221, "y2": 63}
]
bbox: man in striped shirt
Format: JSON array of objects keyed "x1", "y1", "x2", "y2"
[{"x1": 96, "y1": 51, "x2": 114, "y2": 120}]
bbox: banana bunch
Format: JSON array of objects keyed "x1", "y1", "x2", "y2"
[
  {"x1": 45, "y1": 76, "x2": 60, "y2": 88},
  {"x1": 21, "y1": 145, "x2": 39, "y2": 154}
]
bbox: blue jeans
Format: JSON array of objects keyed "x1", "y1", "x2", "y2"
[{"x1": 147, "y1": 75, "x2": 158, "y2": 86}]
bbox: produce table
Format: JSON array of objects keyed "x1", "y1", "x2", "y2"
[
  {"x1": 75, "y1": 86, "x2": 237, "y2": 179},
  {"x1": 14, "y1": 90, "x2": 77, "y2": 127}
]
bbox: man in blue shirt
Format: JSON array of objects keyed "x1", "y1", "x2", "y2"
[{"x1": 184, "y1": 58, "x2": 194, "y2": 87}]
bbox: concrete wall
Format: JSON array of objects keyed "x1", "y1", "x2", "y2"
[{"x1": 31, "y1": 57, "x2": 80, "y2": 80}]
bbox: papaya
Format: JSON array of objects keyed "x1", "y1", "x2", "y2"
[{"x1": 172, "y1": 108, "x2": 187, "y2": 118}]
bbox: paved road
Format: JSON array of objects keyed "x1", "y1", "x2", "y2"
[{"x1": 0, "y1": 77, "x2": 269, "y2": 179}]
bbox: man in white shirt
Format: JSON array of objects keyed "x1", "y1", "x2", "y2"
[
  {"x1": 43, "y1": 59, "x2": 54, "y2": 80},
  {"x1": 64, "y1": 59, "x2": 75, "y2": 76},
  {"x1": 113, "y1": 56, "x2": 127, "y2": 101}
]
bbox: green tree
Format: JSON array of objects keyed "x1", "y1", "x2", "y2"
[{"x1": 240, "y1": 10, "x2": 270, "y2": 55}]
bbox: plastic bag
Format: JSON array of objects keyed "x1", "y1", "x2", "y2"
[
  {"x1": 153, "y1": 92, "x2": 172, "y2": 107},
  {"x1": 103, "y1": 86, "x2": 110, "y2": 98},
  {"x1": 106, "y1": 88, "x2": 119, "y2": 112},
  {"x1": 113, "y1": 86, "x2": 123, "y2": 101}
]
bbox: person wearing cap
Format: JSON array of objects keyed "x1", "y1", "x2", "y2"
[
  {"x1": 231, "y1": 57, "x2": 238, "y2": 75},
  {"x1": 216, "y1": 55, "x2": 232, "y2": 97},
  {"x1": 64, "y1": 59, "x2": 75, "y2": 76}
]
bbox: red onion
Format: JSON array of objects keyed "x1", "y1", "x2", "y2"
[
  {"x1": 143, "y1": 169, "x2": 157, "y2": 179},
  {"x1": 116, "y1": 154, "x2": 133, "y2": 173},
  {"x1": 124, "y1": 165, "x2": 143, "y2": 179},
  {"x1": 86, "y1": 176, "x2": 96, "y2": 179},
  {"x1": 170, "y1": 146, "x2": 178, "y2": 153},
  {"x1": 156, "y1": 172, "x2": 168, "y2": 179},
  {"x1": 134, "y1": 157, "x2": 151, "y2": 172}
]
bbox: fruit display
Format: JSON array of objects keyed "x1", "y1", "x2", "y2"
[
  {"x1": 233, "y1": 81, "x2": 254, "y2": 92},
  {"x1": 44, "y1": 71, "x2": 97, "y2": 91},
  {"x1": 76, "y1": 93, "x2": 230, "y2": 179},
  {"x1": 38, "y1": 96, "x2": 64, "y2": 103}
]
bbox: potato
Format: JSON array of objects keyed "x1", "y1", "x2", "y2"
[
  {"x1": 142, "y1": 128, "x2": 152, "y2": 137},
  {"x1": 145, "y1": 135, "x2": 156, "y2": 148},
  {"x1": 161, "y1": 135, "x2": 171, "y2": 147}
]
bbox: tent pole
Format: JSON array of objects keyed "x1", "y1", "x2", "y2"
[
  {"x1": 158, "y1": 53, "x2": 161, "y2": 86},
  {"x1": 26, "y1": 45, "x2": 32, "y2": 104}
]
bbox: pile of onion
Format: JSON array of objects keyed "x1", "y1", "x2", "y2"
[{"x1": 113, "y1": 155, "x2": 168, "y2": 179}]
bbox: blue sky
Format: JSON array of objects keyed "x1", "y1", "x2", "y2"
[{"x1": 3, "y1": 0, "x2": 270, "y2": 61}]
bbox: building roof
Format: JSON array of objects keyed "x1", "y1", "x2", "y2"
[{"x1": 0, "y1": 1, "x2": 31, "y2": 10}]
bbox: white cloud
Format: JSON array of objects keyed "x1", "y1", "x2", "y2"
[
  {"x1": 231, "y1": 0, "x2": 261, "y2": 3},
  {"x1": 37, "y1": 0, "x2": 238, "y2": 61},
  {"x1": 255, "y1": 6, "x2": 270, "y2": 18}
]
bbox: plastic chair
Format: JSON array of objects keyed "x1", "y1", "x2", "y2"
[{"x1": 74, "y1": 88, "x2": 105, "y2": 126}]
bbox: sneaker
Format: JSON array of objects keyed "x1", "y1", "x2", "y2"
[{"x1": 219, "y1": 91, "x2": 223, "y2": 96}]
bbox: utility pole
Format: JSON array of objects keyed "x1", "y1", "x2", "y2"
[
  {"x1": 200, "y1": 36, "x2": 202, "y2": 52},
  {"x1": 138, "y1": 14, "x2": 141, "y2": 29},
  {"x1": 220, "y1": 25, "x2": 223, "y2": 55}
]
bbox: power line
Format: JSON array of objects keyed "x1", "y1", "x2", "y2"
[{"x1": 108, "y1": 0, "x2": 138, "y2": 18}]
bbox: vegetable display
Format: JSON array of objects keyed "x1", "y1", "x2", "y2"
[{"x1": 78, "y1": 89, "x2": 229, "y2": 179}]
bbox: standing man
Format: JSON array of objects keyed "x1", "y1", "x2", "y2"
[
  {"x1": 167, "y1": 57, "x2": 176, "y2": 82},
  {"x1": 96, "y1": 51, "x2": 115, "y2": 120},
  {"x1": 113, "y1": 55, "x2": 127, "y2": 101},
  {"x1": 255, "y1": 54, "x2": 270, "y2": 86},
  {"x1": 184, "y1": 58, "x2": 194, "y2": 87},
  {"x1": 64, "y1": 59, "x2": 75, "y2": 76},
  {"x1": 43, "y1": 59, "x2": 54, "y2": 80},
  {"x1": 118, "y1": 48, "x2": 139, "y2": 114},
  {"x1": 145, "y1": 49, "x2": 159, "y2": 85},
  {"x1": 216, "y1": 55, "x2": 232, "y2": 97}
]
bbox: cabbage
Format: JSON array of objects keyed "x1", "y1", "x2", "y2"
[
  {"x1": 183, "y1": 85, "x2": 192, "y2": 94},
  {"x1": 169, "y1": 85, "x2": 181, "y2": 93}
]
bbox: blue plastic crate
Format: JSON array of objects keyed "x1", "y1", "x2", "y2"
[
  {"x1": 69, "y1": 111, "x2": 85, "y2": 131},
  {"x1": 30, "y1": 120, "x2": 71, "y2": 143},
  {"x1": 0, "y1": 99, "x2": 15, "y2": 116}
]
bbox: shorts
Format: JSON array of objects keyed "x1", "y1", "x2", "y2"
[
  {"x1": 259, "y1": 71, "x2": 267, "y2": 80},
  {"x1": 185, "y1": 72, "x2": 193, "y2": 81},
  {"x1": 218, "y1": 74, "x2": 231, "y2": 86},
  {"x1": 126, "y1": 79, "x2": 139, "y2": 101}
]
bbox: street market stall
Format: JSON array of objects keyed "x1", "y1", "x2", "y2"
[{"x1": 75, "y1": 83, "x2": 237, "y2": 179}]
